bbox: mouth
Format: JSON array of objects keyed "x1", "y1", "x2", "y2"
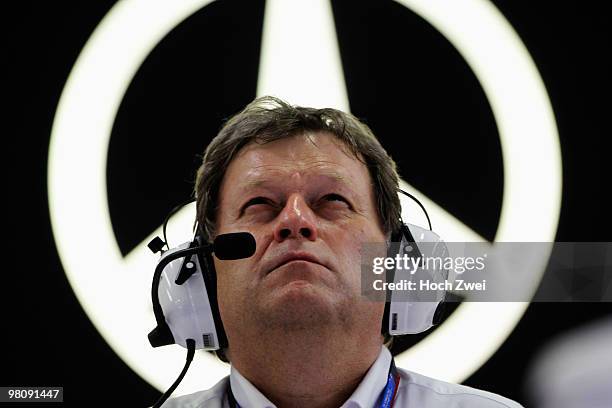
[{"x1": 267, "y1": 252, "x2": 328, "y2": 275}]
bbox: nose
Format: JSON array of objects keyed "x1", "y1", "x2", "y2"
[{"x1": 273, "y1": 194, "x2": 318, "y2": 242}]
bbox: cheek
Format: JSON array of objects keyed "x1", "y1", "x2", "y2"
[
  {"x1": 214, "y1": 258, "x2": 249, "y2": 301},
  {"x1": 326, "y1": 229, "x2": 366, "y2": 272},
  {"x1": 332, "y1": 222, "x2": 381, "y2": 248},
  {"x1": 215, "y1": 257, "x2": 256, "y2": 323},
  {"x1": 329, "y1": 223, "x2": 384, "y2": 272},
  {"x1": 213, "y1": 258, "x2": 232, "y2": 301}
]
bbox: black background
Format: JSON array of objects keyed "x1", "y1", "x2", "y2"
[{"x1": 5, "y1": 0, "x2": 611, "y2": 406}]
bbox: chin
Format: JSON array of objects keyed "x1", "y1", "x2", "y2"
[{"x1": 258, "y1": 284, "x2": 345, "y2": 329}]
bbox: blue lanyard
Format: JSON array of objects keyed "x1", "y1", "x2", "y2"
[
  {"x1": 227, "y1": 358, "x2": 400, "y2": 408},
  {"x1": 379, "y1": 359, "x2": 400, "y2": 408}
]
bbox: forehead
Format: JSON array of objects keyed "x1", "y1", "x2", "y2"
[{"x1": 220, "y1": 132, "x2": 371, "y2": 192}]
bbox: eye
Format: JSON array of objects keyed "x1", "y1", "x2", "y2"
[
  {"x1": 240, "y1": 197, "x2": 275, "y2": 214},
  {"x1": 243, "y1": 197, "x2": 271, "y2": 208},
  {"x1": 321, "y1": 193, "x2": 352, "y2": 209},
  {"x1": 324, "y1": 193, "x2": 347, "y2": 203}
]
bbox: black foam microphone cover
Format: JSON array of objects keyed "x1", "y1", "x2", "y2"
[{"x1": 213, "y1": 232, "x2": 256, "y2": 260}]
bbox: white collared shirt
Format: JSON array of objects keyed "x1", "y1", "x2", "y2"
[{"x1": 163, "y1": 346, "x2": 523, "y2": 408}]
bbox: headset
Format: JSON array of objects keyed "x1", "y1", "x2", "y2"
[
  {"x1": 148, "y1": 189, "x2": 449, "y2": 350},
  {"x1": 383, "y1": 211, "x2": 450, "y2": 337},
  {"x1": 147, "y1": 190, "x2": 450, "y2": 406}
]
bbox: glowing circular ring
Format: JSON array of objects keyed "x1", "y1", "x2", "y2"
[{"x1": 48, "y1": 0, "x2": 561, "y2": 392}]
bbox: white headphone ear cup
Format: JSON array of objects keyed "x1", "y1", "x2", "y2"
[
  {"x1": 157, "y1": 242, "x2": 221, "y2": 350},
  {"x1": 199, "y1": 250, "x2": 229, "y2": 349},
  {"x1": 387, "y1": 223, "x2": 449, "y2": 335}
]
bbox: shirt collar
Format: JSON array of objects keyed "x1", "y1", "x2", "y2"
[
  {"x1": 343, "y1": 346, "x2": 392, "y2": 408},
  {"x1": 230, "y1": 364, "x2": 276, "y2": 408},
  {"x1": 229, "y1": 346, "x2": 392, "y2": 408}
]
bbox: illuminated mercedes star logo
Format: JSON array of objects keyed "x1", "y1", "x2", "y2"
[{"x1": 48, "y1": 0, "x2": 561, "y2": 394}]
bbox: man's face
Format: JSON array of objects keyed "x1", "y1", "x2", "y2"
[{"x1": 214, "y1": 132, "x2": 387, "y2": 335}]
